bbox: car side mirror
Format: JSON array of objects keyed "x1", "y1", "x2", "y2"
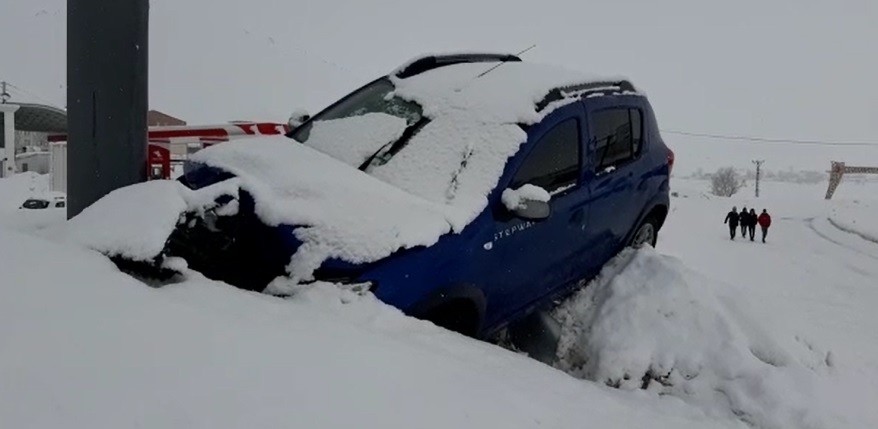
[
  {"x1": 501, "y1": 185, "x2": 551, "y2": 220},
  {"x1": 288, "y1": 109, "x2": 311, "y2": 130},
  {"x1": 512, "y1": 198, "x2": 551, "y2": 220}
]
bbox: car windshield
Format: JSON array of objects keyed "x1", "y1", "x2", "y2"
[{"x1": 290, "y1": 78, "x2": 423, "y2": 144}]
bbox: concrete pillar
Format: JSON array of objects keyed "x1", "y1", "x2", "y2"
[
  {"x1": 67, "y1": 0, "x2": 149, "y2": 218},
  {"x1": 0, "y1": 103, "x2": 20, "y2": 178}
]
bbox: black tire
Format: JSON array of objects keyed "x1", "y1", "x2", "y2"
[
  {"x1": 629, "y1": 216, "x2": 659, "y2": 248},
  {"x1": 423, "y1": 300, "x2": 480, "y2": 338}
]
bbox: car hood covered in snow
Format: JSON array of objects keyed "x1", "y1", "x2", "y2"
[
  {"x1": 62, "y1": 138, "x2": 464, "y2": 283},
  {"x1": 63, "y1": 58, "x2": 627, "y2": 285}
]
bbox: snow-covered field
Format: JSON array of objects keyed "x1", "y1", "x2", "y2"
[{"x1": 1, "y1": 173, "x2": 877, "y2": 428}]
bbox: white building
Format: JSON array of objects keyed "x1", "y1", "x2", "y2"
[{"x1": 1, "y1": 102, "x2": 67, "y2": 178}]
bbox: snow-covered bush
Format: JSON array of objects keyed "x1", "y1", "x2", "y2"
[{"x1": 710, "y1": 167, "x2": 744, "y2": 197}]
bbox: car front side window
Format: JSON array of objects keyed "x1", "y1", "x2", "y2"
[{"x1": 511, "y1": 118, "x2": 581, "y2": 195}]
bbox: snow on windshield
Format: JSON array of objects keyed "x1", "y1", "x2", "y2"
[
  {"x1": 303, "y1": 113, "x2": 408, "y2": 168},
  {"x1": 366, "y1": 61, "x2": 615, "y2": 215}
]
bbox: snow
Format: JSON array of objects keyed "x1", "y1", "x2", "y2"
[
  {"x1": 370, "y1": 116, "x2": 525, "y2": 210},
  {"x1": 555, "y1": 247, "x2": 843, "y2": 428},
  {"x1": 54, "y1": 178, "x2": 244, "y2": 262},
  {"x1": 392, "y1": 61, "x2": 620, "y2": 125},
  {"x1": 0, "y1": 225, "x2": 732, "y2": 429},
  {"x1": 186, "y1": 137, "x2": 462, "y2": 284},
  {"x1": 370, "y1": 61, "x2": 620, "y2": 219},
  {"x1": 654, "y1": 178, "x2": 878, "y2": 428},
  {"x1": 390, "y1": 51, "x2": 518, "y2": 76},
  {"x1": 0, "y1": 172, "x2": 65, "y2": 232},
  {"x1": 57, "y1": 180, "x2": 189, "y2": 261},
  {"x1": 828, "y1": 200, "x2": 878, "y2": 243},
  {"x1": 0, "y1": 172, "x2": 51, "y2": 211},
  {"x1": 303, "y1": 112, "x2": 408, "y2": 167},
  {"x1": 57, "y1": 134, "x2": 486, "y2": 284},
  {"x1": 501, "y1": 184, "x2": 551, "y2": 211},
  {"x1": 2, "y1": 171, "x2": 878, "y2": 428}
]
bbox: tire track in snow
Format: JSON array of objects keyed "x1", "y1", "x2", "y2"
[
  {"x1": 826, "y1": 217, "x2": 878, "y2": 246},
  {"x1": 804, "y1": 217, "x2": 878, "y2": 262}
]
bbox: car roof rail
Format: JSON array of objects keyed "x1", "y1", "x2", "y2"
[
  {"x1": 394, "y1": 53, "x2": 522, "y2": 79},
  {"x1": 535, "y1": 80, "x2": 637, "y2": 111}
]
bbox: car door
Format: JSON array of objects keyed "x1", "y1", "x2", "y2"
[
  {"x1": 582, "y1": 97, "x2": 646, "y2": 261},
  {"x1": 485, "y1": 104, "x2": 593, "y2": 322}
]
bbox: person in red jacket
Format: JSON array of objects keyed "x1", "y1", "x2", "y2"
[{"x1": 757, "y1": 209, "x2": 772, "y2": 243}]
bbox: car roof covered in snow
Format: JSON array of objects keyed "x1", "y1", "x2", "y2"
[{"x1": 389, "y1": 53, "x2": 636, "y2": 124}]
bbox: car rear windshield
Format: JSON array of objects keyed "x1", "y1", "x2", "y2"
[
  {"x1": 290, "y1": 78, "x2": 423, "y2": 144},
  {"x1": 22, "y1": 199, "x2": 49, "y2": 209}
]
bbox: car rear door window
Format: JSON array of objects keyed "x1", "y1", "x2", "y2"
[
  {"x1": 593, "y1": 108, "x2": 643, "y2": 171},
  {"x1": 511, "y1": 118, "x2": 581, "y2": 194}
]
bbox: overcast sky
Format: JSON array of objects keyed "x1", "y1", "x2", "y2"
[{"x1": 2, "y1": 0, "x2": 876, "y2": 172}]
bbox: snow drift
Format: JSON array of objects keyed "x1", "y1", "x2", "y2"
[
  {"x1": 553, "y1": 247, "x2": 846, "y2": 429},
  {"x1": 0, "y1": 225, "x2": 731, "y2": 429}
]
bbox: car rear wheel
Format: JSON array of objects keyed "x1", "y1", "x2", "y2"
[{"x1": 630, "y1": 217, "x2": 659, "y2": 248}]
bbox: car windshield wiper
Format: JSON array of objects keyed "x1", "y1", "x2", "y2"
[{"x1": 358, "y1": 117, "x2": 431, "y2": 172}]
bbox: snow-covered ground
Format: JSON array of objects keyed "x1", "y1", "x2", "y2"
[
  {"x1": 0, "y1": 172, "x2": 65, "y2": 232},
  {"x1": 553, "y1": 177, "x2": 878, "y2": 428},
  {"x1": 1, "y1": 172, "x2": 877, "y2": 428}
]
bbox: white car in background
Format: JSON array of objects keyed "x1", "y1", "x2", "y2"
[{"x1": 19, "y1": 194, "x2": 66, "y2": 210}]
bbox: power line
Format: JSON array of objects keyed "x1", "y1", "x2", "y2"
[
  {"x1": 3, "y1": 81, "x2": 63, "y2": 108},
  {"x1": 661, "y1": 129, "x2": 878, "y2": 147}
]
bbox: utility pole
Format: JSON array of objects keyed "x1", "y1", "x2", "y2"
[
  {"x1": 0, "y1": 82, "x2": 9, "y2": 103},
  {"x1": 67, "y1": 0, "x2": 149, "y2": 218},
  {"x1": 752, "y1": 160, "x2": 765, "y2": 198}
]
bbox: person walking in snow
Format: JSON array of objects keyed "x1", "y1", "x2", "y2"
[
  {"x1": 757, "y1": 209, "x2": 772, "y2": 243},
  {"x1": 724, "y1": 206, "x2": 740, "y2": 240},
  {"x1": 748, "y1": 208, "x2": 758, "y2": 241},
  {"x1": 739, "y1": 206, "x2": 749, "y2": 237}
]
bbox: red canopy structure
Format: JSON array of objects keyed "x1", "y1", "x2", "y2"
[
  {"x1": 48, "y1": 121, "x2": 291, "y2": 180},
  {"x1": 49, "y1": 121, "x2": 290, "y2": 145}
]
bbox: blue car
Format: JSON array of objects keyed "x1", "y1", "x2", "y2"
[{"x1": 149, "y1": 53, "x2": 673, "y2": 339}]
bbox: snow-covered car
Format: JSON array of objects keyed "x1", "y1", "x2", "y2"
[
  {"x1": 72, "y1": 53, "x2": 673, "y2": 339},
  {"x1": 19, "y1": 195, "x2": 66, "y2": 209}
]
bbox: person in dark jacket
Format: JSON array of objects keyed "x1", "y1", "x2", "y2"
[
  {"x1": 748, "y1": 208, "x2": 757, "y2": 240},
  {"x1": 758, "y1": 209, "x2": 772, "y2": 243},
  {"x1": 724, "y1": 207, "x2": 740, "y2": 240},
  {"x1": 739, "y1": 206, "x2": 749, "y2": 237}
]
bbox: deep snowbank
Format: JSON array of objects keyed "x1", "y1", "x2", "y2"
[
  {"x1": 553, "y1": 248, "x2": 846, "y2": 428},
  {"x1": 0, "y1": 226, "x2": 732, "y2": 429}
]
